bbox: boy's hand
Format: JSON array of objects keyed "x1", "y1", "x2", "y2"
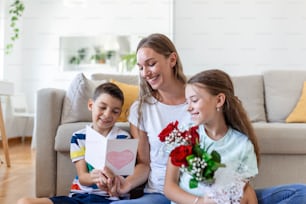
[
  {"x1": 91, "y1": 167, "x2": 119, "y2": 196},
  {"x1": 90, "y1": 169, "x2": 109, "y2": 191}
]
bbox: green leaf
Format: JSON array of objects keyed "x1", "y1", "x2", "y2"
[
  {"x1": 6, "y1": 44, "x2": 13, "y2": 49},
  {"x1": 193, "y1": 143, "x2": 203, "y2": 156},
  {"x1": 211, "y1": 150, "x2": 221, "y2": 163},
  {"x1": 189, "y1": 178, "x2": 198, "y2": 189},
  {"x1": 11, "y1": 16, "x2": 18, "y2": 21},
  {"x1": 186, "y1": 154, "x2": 195, "y2": 166},
  {"x1": 202, "y1": 152, "x2": 212, "y2": 161}
]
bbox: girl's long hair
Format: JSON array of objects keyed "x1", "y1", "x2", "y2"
[{"x1": 187, "y1": 69, "x2": 260, "y2": 165}]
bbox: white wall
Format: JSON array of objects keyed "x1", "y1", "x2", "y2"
[
  {"x1": 174, "y1": 0, "x2": 306, "y2": 76},
  {"x1": 2, "y1": 0, "x2": 173, "y2": 138},
  {"x1": 3, "y1": 0, "x2": 306, "y2": 138},
  {"x1": 3, "y1": 0, "x2": 173, "y2": 112}
]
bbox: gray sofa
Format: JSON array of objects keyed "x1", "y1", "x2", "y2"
[{"x1": 35, "y1": 70, "x2": 306, "y2": 197}]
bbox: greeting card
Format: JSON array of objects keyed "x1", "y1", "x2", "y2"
[{"x1": 85, "y1": 126, "x2": 138, "y2": 175}]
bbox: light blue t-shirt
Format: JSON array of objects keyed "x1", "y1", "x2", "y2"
[{"x1": 179, "y1": 124, "x2": 258, "y2": 197}]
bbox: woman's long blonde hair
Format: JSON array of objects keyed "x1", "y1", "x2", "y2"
[
  {"x1": 135, "y1": 33, "x2": 187, "y2": 123},
  {"x1": 187, "y1": 69, "x2": 260, "y2": 165}
]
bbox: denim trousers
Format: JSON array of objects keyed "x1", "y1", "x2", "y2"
[
  {"x1": 256, "y1": 184, "x2": 306, "y2": 204},
  {"x1": 110, "y1": 193, "x2": 170, "y2": 204},
  {"x1": 110, "y1": 184, "x2": 306, "y2": 204}
]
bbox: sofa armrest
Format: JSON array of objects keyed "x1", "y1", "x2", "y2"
[{"x1": 35, "y1": 88, "x2": 66, "y2": 197}]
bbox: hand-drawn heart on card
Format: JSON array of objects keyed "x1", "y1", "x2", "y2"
[{"x1": 106, "y1": 150, "x2": 135, "y2": 170}]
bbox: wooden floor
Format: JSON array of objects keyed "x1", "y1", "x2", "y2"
[{"x1": 0, "y1": 138, "x2": 35, "y2": 204}]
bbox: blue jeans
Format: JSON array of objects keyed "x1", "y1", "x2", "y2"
[
  {"x1": 110, "y1": 184, "x2": 306, "y2": 204},
  {"x1": 256, "y1": 184, "x2": 306, "y2": 204},
  {"x1": 110, "y1": 193, "x2": 170, "y2": 204},
  {"x1": 50, "y1": 194, "x2": 114, "y2": 204}
]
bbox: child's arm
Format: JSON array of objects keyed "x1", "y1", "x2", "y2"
[
  {"x1": 74, "y1": 159, "x2": 97, "y2": 186},
  {"x1": 164, "y1": 158, "x2": 215, "y2": 204},
  {"x1": 240, "y1": 183, "x2": 258, "y2": 204}
]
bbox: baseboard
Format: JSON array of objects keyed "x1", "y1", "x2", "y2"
[{"x1": 0, "y1": 136, "x2": 32, "y2": 147}]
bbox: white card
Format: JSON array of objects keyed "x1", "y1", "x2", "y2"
[{"x1": 85, "y1": 126, "x2": 138, "y2": 175}]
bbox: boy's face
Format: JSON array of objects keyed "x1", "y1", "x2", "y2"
[{"x1": 88, "y1": 93, "x2": 122, "y2": 136}]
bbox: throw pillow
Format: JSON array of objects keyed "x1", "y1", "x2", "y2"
[
  {"x1": 286, "y1": 82, "x2": 306, "y2": 123},
  {"x1": 61, "y1": 73, "x2": 106, "y2": 124},
  {"x1": 110, "y1": 79, "x2": 139, "y2": 122}
]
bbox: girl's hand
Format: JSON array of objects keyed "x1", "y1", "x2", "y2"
[
  {"x1": 198, "y1": 196, "x2": 217, "y2": 204},
  {"x1": 114, "y1": 175, "x2": 132, "y2": 195}
]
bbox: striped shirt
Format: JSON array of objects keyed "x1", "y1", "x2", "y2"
[{"x1": 69, "y1": 125, "x2": 130, "y2": 196}]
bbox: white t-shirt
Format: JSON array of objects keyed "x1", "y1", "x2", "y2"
[{"x1": 128, "y1": 97, "x2": 191, "y2": 193}]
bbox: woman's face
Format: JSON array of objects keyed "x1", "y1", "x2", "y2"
[{"x1": 137, "y1": 47, "x2": 175, "y2": 90}]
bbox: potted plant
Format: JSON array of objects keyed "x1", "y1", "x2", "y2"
[
  {"x1": 90, "y1": 47, "x2": 106, "y2": 64},
  {"x1": 69, "y1": 48, "x2": 88, "y2": 65}
]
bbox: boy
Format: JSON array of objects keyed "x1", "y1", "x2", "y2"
[{"x1": 18, "y1": 82, "x2": 130, "y2": 204}]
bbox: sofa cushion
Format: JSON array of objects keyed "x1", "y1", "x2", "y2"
[
  {"x1": 264, "y1": 70, "x2": 306, "y2": 122},
  {"x1": 231, "y1": 75, "x2": 266, "y2": 122},
  {"x1": 286, "y1": 82, "x2": 306, "y2": 123},
  {"x1": 253, "y1": 122, "x2": 306, "y2": 154},
  {"x1": 55, "y1": 122, "x2": 90, "y2": 151},
  {"x1": 61, "y1": 73, "x2": 106, "y2": 124}
]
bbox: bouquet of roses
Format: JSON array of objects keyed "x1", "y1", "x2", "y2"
[{"x1": 159, "y1": 121, "x2": 226, "y2": 188}]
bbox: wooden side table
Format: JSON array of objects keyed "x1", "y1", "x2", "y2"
[{"x1": 0, "y1": 80, "x2": 14, "y2": 167}]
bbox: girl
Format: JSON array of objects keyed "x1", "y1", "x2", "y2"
[{"x1": 164, "y1": 69, "x2": 259, "y2": 204}]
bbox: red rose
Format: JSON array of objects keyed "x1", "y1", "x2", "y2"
[
  {"x1": 158, "y1": 120, "x2": 179, "y2": 142},
  {"x1": 180, "y1": 130, "x2": 189, "y2": 140},
  {"x1": 187, "y1": 125, "x2": 199, "y2": 145},
  {"x1": 170, "y1": 145, "x2": 193, "y2": 167}
]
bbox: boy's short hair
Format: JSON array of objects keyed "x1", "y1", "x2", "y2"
[{"x1": 93, "y1": 82, "x2": 124, "y2": 105}]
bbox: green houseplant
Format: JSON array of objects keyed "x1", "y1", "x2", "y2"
[
  {"x1": 5, "y1": 0, "x2": 25, "y2": 54},
  {"x1": 69, "y1": 48, "x2": 88, "y2": 65},
  {"x1": 90, "y1": 47, "x2": 106, "y2": 64},
  {"x1": 121, "y1": 52, "x2": 137, "y2": 71}
]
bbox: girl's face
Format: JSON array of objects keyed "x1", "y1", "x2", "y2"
[
  {"x1": 185, "y1": 84, "x2": 219, "y2": 126},
  {"x1": 136, "y1": 47, "x2": 176, "y2": 90},
  {"x1": 88, "y1": 93, "x2": 122, "y2": 136}
]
